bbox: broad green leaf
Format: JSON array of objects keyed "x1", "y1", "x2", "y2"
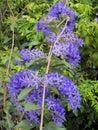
[
  {"x1": 24, "y1": 103, "x2": 40, "y2": 111},
  {"x1": 15, "y1": 120, "x2": 35, "y2": 130},
  {"x1": 18, "y1": 87, "x2": 34, "y2": 101},
  {"x1": 43, "y1": 122, "x2": 66, "y2": 130}
]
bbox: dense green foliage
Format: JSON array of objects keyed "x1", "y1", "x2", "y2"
[{"x1": 0, "y1": 0, "x2": 98, "y2": 130}]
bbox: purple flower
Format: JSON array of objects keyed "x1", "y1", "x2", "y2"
[
  {"x1": 47, "y1": 2, "x2": 77, "y2": 32},
  {"x1": 24, "y1": 110, "x2": 40, "y2": 124},
  {"x1": 30, "y1": 48, "x2": 45, "y2": 60},
  {"x1": 7, "y1": 69, "x2": 40, "y2": 98},
  {"x1": 25, "y1": 86, "x2": 48, "y2": 106},
  {"x1": 47, "y1": 1, "x2": 65, "y2": 17},
  {"x1": 44, "y1": 72, "x2": 81, "y2": 111},
  {"x1": 36, "y1": 18, "x2": 50, "y2": 36},
  {"x1": 7, "y1": 69, "x2": 81, "y2": 125},
  {"x1": 61, "y1": 32, "x2": 84, "y2": 47},
  {"x1": 46, "y1": 96, "x2": 65, "y2": 125},
  {"x1": 36, "y1": 1, "x2": 77, "y2": 38},
  {"x1": 65, "y1": 42, "x2": 80, "y2": 66},
  {"x1": 36, "y1": 18, "x2": 45, "y2": 31},
  {"x1": 45, "y1": 33, "x2": 57, "y2": 44},
  {"x1": 7, "y1": 2, "x2": 82, "y2": 125},
  {"x1": 14, "y1": 48, "x2": 45, "y2": 64},
  {"x1": 20, "y1": 49, "x2": 30, "y2": 62},
  {"x1": 52, "y1": 42, "x2": 67, "y2": 57},
  {"x1": 52, "y1": 41, "x2": 80, "y2": 66}
]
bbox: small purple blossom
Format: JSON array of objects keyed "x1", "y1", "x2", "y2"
[
  {"x1": 52, "y1": 41, "x2": 80, "y2": 66},
  {"x1": 65, "y1": 42, "x2": 80, "y2": 66},
  {"x1": 45, "y1": 33, "x2": 57, "y2": 44},
  {"x1": 61, "y1": 32, "x2": 84, "y2": 47},
  {"x1": 46, "y1": 96, "x2": 65, "y2": 125},
  {"x1": 30, "y1": 48, "x2": 45, "y2": 60},
  {"x1": 25, "y1": 110, "x2": 40, "y2": 124},
  {"x1": 14, "y1": 48, "x2": 45, "y2": 64},
  {"x1": 47, "y1": 1, "x2": 65, "y2": 17},
  {"x1": 7, "y1": 69, "x2": 40, "y2": 98},
  {"x1": 25, "y1": 86, "x2": 48, "y2": 106},
  {"x1": 36, "y1": 18, "x2": 50, "y2": 36},
  {"x1": 20, "y1": 49, "x2": 30, "y2": 62}
]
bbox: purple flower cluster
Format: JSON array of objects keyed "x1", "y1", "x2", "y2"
[
  {"x1": 14, "y1": 48, "x2": 45, "y2": 65},
  {"x1": 61, "y1": 32, "x2": 84, "y2": 47},
  {"x1": 25, "y1": 110, "x2": 40, "y2": 124},
  {"x1": 47, "y1": 1, "x2": 77, "y2": 32},
  {"x1": 7, "y1": 69, "x2": 40, "y2": 98},
  {"x1": 52, "y1": 41, "x2": 80, "y2": 67},
  {"x1": 20, "y1": 48, "x2": 45, "y2": 62},
  {"x1": 25, "y1": 86, "x2": 44, "y2": 106},
  {"x1": 7, "y1": 69, "x2": 81, "y2": 124},
  {"x1": 36, "y1": 1, "x2": 84, "y2": 67},
  {"x1": 36, "y1": 1, "x2": 77, "y2": 35},
  {"x1": 44, "y1": 72, "x2": 81, "y2": 111},
  {"x1": 36, "y1": 18, "x2": 51, "y2": 36}
]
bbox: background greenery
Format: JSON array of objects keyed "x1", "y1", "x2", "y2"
[{"x1": 0, "y1": 0, "x2": 98, "y2": 130}]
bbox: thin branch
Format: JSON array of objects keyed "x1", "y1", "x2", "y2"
[
  {"x1": 57, "y1": 19, "x2": 66, "y2": 28},
  {"x1": 3, "y1": 1, "x2": 15, "y2": 129},
  {"x1": 39, "y1": 20, "x2": 68, "y2": 130},
  {"x1": 3, "y1": 30, "x2": 14, "y2": 106},
  {"x1": 6, "y1": 0, "x2": 14, "y2": 16},
  {"x1": 3, "y1": 30, "x2": 14, "y2": 129},
  {"x1": 3, "y1": 0, "x2": 14, "y2": 107}
]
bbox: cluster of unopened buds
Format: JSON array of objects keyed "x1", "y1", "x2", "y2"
[{"x1": 8, "y1": 1, "x2": 84, "y2": 125}]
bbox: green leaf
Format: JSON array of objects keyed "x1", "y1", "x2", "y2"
[
  {"x1": 3, "y1": 101, "x2": 12, "y2": 115},
  {"x1": 43, "y1": 122, "x2": 66, "y2": 130},
  {"x1": 20, "y1": 41, "x2": 40, "y2": 49},
  {"x1": 0, "y1": 95, "x2": 3, "y2": 101},
  {"x1": 24, "y1": 103, "x2": 40, "y2": 111},
  {"x1": 0, "y1": 121, "x2": 8, "y2": 130},
  {"x1": 18, "y1": 87, "x2": 34, "y2": 101},
  {"x1": 61, "y1": 58, "x2": 71, "y2": 68},
  {"x1": 0, "y1": 87, "x2": 3, "y2": 93},
  {"x1": 50, "y1": 87, "x2": 60, "y2": 95},
  {"x1": 15, "y1": 120, "x2": 35, "y2": 130}
]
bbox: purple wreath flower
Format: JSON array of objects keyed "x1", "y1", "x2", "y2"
[
  {"x1": 46, "y1": 96, "x2": 65, "y2": 125},
  {"x1": 52, "y1": 41, "x2": 80, "y2": 66},
  {"x1": 14, "y1": 48, "x2": 45, "y2": 64},
  {"x1": 44, "y1": 72, "x2": 81, "y2": 111}
]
